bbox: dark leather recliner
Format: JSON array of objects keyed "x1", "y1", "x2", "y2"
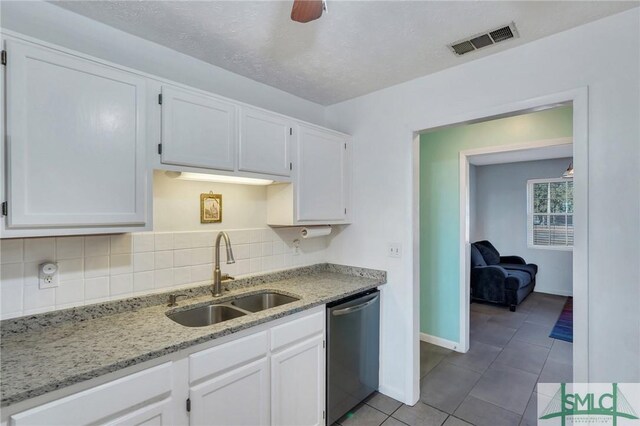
[{"x1": 470, "y1": 241, "x2": 538, "y2": 312}]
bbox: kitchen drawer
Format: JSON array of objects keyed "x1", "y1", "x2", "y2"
[
  {"x1": 189, "y1": 331, "x2": 268, "y2": 383},
  {"x1": 270, "y1": 309, "x2": 324, "y2": 352},
  {"x1": 10, "y1": 363, "x2": 172, "y2": 426}
]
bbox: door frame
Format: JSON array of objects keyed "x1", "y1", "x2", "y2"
[
  {"x1": 412, "y1": 87, "x2": 589, "y2": 391},
  {"x1": 459, "y1": 136, "x2": 573, "y2": 352}
]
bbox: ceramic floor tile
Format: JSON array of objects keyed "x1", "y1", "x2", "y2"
[
  {"x1": 519, "y1": 392, "x2": 537, "y2": 426},
  {"x1": 494, "y1": 338, "x2": 551, "y2": 375},
  {"x1": 512, "y1": 321, "x2": 554, "y2": 348},
  {"x1": 442, "y1": 417, "x2": 473, "y2": 426},
  {"x1": 420, "y1": 362, "x2": 482, "y2": 414},
  {"x1": 339, "y1": 403, "x2": 389, "y2": 426},
  {"x1": 469, "y1": 364, "x2": 538, "y2": 415},
  {"x1": 392, "y1": 402, "x2": 448, "y2": 426},
  {"x1": 538, "y1": 358, "x2": 573, "y2": 384},
  {"x1": 365, "y1": 392, "x2": 403, "y2": 415},
  {"x1": 454, "y1": 396, "x2": 521, "y2": 426},
  {"x1": 382, "y1": 417, "x2": 409, "y2": 426},
  {"x1": 444, "y1": 340, "x2": 502, "y2": 373},
  {"x1": 470, "y1": 302, "x2": 506, "y2": 315},
  {"x1": 470, "y1": 321, "x2": 517, "y2": 348},
  {"x1": 547, "y1": 339, "x2": 572, "y2": 364},
  {"x1": 420, "y1": 342, "x2": 451, "y2": 378},
  {"x1": 487, "y1": 311, "x2": 529, "y2": 329}
]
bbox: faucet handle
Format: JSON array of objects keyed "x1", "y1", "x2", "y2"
[
  {"x1": 167, "y1": 294, "x2": 188, "y2": 307},
  {"x1": 221, "y1": 274, "x2": 235, "y2": 282}
]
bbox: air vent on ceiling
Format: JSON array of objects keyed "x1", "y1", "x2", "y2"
[{"x1": 449, "y1": 22, "x2": 519, "y2": 56}]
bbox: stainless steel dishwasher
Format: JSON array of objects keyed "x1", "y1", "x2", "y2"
[{"x1": 326, "y1": 289, "x2": 380, "y2": 425}]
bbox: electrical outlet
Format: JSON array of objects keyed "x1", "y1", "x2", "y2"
[
  {"x1": 38, "y1": 262, "x2": 59, "y2": 289},
  {"x1": 293, "y1": 239, "x2": 301, "y2": 256},
  {"x1": 388, "y1": 243, "x2": 402, "y2": 258}
]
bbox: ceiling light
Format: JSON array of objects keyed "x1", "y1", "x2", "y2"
[
  {"x1": 562, "y1": 162, "x2": 574, "y2": 179},
  {"x1": 167, "y1": 171, "x2": 274, "y2": 186}
]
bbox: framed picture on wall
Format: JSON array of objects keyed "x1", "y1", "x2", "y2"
[{"x1": 200, "y1": 193, "x2": 222, "y2": 223}]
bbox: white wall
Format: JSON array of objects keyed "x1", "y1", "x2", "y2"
[
  {"x1": 325, "y1": 7, "x2": 639, "y2": 400},
  {"x1": 473, "y1": 158, "x2": 573, "y2": 296},
  {"x1": 0, "y1": 1, "x2": 325, "y2": 125}
]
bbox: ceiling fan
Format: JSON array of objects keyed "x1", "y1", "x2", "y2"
[{"x1": 291, "y1": 0, "x2": 327, "y2": 23}]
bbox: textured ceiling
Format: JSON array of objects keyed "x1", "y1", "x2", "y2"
[{"x1": 52, "y1": 1, "x2": 638, "y2": 105}]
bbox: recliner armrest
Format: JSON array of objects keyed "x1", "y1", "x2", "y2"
[{"x1": 500, "y1": 255, "x2": 526, "y2": 264}]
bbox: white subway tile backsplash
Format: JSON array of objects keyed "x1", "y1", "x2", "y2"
[
  {"x1": 110, "y1": 234, "x2": 132, "y2": 255},
  {"x1": 56, "y1": 237, "x2": 84, "y2": 260},
  {"x1": 0, "y1": 228, "x2": 328, "y2": 319},
  {"x1": 173, "y1": 233, "x2": 192, "y2": 250},
  {"x1": 110, "y1": 274, "x2": 133, "y2": 296},
  {"x1": 85, "y1": 236, "x2": 110, "y2": 257},
  {"x1": 133, "y1": 271, "x2": 155, "y2": 293},
  {"x1": 173, "y1": 266, "x2": 191, "y2": 285},
  {"x1": 261, "y1": 242, "x2": 273, "y2": 257},
  {"x1": 191, "y1": 264, "x2": 213, "y2": 282},
  {"x1": 110, "y1": 254, "x2": 133, "y2": 275},
  {"x1": 55, "y1": 279, "x2": 84, "y2": 306},
  {"x1": 133, "y1": 252, "x2": 155, "y2": 272},
  {"x1": 154, "y1": 251, "x2": 173, "y2": 269},
  {"x1": 58, "y1": 258, "x2": 84, "y2": 282},
  {"x1": 133, "y1": 233, "x2": 155, "y2": 253},
  {"x1": 84, "y1": 256, "x2": 109, "y2": 278},
  {"x1": 1, "y1": 239, "x2": 23, "y2": 264},
  {"x1": 24, "y1": 238, "x2": 55, "y2": 262},
  {"x1": 173, "y1": 249, "x2": 193, "y2": 268},
  {"x1": 23, "y1": 284, "x2": 55, "y2": 314},
  {"x1": 154, "y1": 233, "x2": 174, "y2": 251},
  {"x1": 154, "y1": 269, "x2": 173, "y2": 289},
  {"x1": 85, "y1": 277, "x2": 110, "y2": 302},
  {"x1": 1, "y1": 263, "x2": 23, "y2": 318}
]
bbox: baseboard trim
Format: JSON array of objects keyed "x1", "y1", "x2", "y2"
[
  {"x1": 419, "y1": 333, "x2": 462, "y2": 352},
  {"x1": 534, "y1": 289, "x2": 573, "y2": 297}
]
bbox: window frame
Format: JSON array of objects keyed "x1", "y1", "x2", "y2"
[{"x1": 527, "y1": 177, "x2": 574, "y2": 251}]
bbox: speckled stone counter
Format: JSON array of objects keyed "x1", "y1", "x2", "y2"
[{"x1": 0, "y1": 263, "x2": 385, "y2": 407}]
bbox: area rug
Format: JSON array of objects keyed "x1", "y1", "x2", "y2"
[{"x1": 549, "y1": 297, "x2": 573, "y2": 342}]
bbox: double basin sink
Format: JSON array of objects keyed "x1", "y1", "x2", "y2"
[{"x1": 167, "y1": 292, "x2": 299, "y2": 327}]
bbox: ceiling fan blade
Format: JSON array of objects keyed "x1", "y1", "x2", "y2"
[{"x1": 291, "y1": 0, "x2": 324, "y2": 23}]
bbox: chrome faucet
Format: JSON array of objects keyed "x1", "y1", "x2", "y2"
[{"x1": 212, "y1": 231, "x2": 235, "y2": 297}]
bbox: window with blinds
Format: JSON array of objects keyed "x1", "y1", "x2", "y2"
[{"x1": 527, "y1": 178, "x2": 573, "y2": 250}]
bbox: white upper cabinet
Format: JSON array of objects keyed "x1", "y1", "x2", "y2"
[
  {"x1": 3, "y1": 39, "x2": 148, "y2": 233},
  {"x1": 160, "y1": 84, "x2": 237, "y2": 171},
  {"x1": 297, "y1": 124, "x2": 349, "y2": 222},
  {"x1": 239, "y1": 107, "x2": 292, "y2": 177},
  {"x1": 267, "y1": 124, "x2": 351, "y2": 225}
]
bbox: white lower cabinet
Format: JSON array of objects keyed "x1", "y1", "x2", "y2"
[
  {"x1": 8, "y1": 307, "x2": 325, "y2": 426},
  {"x1": 190, "y1": 358, "x2": 270, "y2": 426},
  {"x1": 271, "y1": 335, "x2": 325, "y2": 426},
  {"x1": 10, "y1": 363, "x2": 175, "y2": 426}
]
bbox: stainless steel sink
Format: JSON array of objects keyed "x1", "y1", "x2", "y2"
[
  {"x1": 230, "y1": 292, "x2": 299, "y2": 313},
  {"x1": 167, "y1": 304, "x2": 246, "y2": 327}
]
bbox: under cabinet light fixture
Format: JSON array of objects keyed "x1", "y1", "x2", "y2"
[{"x1": 167, "y1": 171, "x2": 274, "y2": 186}]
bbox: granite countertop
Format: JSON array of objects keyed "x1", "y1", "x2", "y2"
[{"x1": 0, "y1": 263, "x2": 385, "y2": 407}]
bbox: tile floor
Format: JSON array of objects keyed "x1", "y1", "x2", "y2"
[{"x1": 334, "y1": 292, "x2": 573, "y2": 426}]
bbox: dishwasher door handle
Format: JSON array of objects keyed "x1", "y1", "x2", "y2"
[{"x1": 331, "y1": 294, "x2": 380, "y2": 316}]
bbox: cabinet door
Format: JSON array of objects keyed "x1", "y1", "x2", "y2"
[
  {"x1": 239, "y1": 107, "x2": 291, "y2": 176},
  {"x1": 105, "y1": 398, "x2": 175, "y2": 426},
  {"x1": 10, "y1": 363, "x2": 173, "y2": 426},
  {"x1": 271, "y1": 335, "x2": 325, "y2": 426},
  {"x1": 160, "y1": 85, "x2": 236, "y2": 171},
  {"x1": 5, "y1": 40, "x2": 147, "y2": 228},
  {"x1": 190, "y1": 358, "x2": 270, "y2": 426},
  {"x1": 296, "y1": 125, "x2": 348, "y2": 222}
]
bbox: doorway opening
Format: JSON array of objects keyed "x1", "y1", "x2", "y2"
[{"x1": 412, "y1": 91, "x2": 586, "y2": 420}]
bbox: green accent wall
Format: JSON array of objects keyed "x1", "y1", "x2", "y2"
[{"x1": 419, "y1": 106, "x2": 573, "y2": 341}]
